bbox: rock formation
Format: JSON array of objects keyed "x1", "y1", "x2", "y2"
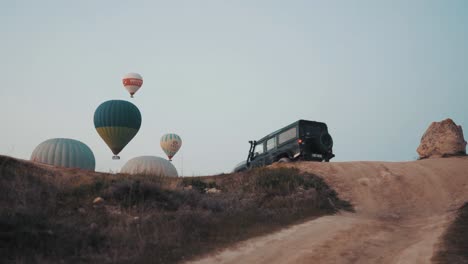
[{"x1": 417, "y1": 118, "x2": 467, "y2": 159}]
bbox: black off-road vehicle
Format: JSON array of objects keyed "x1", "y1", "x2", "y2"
[{"x1": 233, "y1": 120, "x2": 335, "y2": 172}]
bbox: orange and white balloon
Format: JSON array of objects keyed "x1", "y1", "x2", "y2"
[{"x1": 122, "y1": 72, "x2": 143, "y2": 98}]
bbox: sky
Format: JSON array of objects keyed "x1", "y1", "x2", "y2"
[{"x1": 1, "y1": 0, "x2": 467, "y2": 176}]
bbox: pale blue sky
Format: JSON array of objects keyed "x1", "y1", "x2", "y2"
[{"x1": 1, "y1": 0, "x2": 467, "y2": 175}]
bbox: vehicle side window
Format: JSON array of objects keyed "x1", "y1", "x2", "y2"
[
  {"x1": 255, "y1": 142, "x2": 264, "y2": 156},
  {"x1": 278, "y1": 127, "x2": 297, "y2": 144},
  {"x1": 266, "y1": 137, "x2": 276, "y2": 151}
]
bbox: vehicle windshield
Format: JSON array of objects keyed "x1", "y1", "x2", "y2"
[{"x1": 255, "y1": 142, "x2": 264, "y2": 156}]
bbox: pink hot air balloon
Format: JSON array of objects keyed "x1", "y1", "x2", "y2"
[{"x1": 122, "y1": 73, "x2": 143, "y2": 98}]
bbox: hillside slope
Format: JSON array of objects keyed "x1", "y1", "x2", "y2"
[
  {"x1": 0, "y1": 155, "x2": 350, "y2": 263},
  {"x1": 188, "y1": 157, "x2": 468, "y2": 264}
]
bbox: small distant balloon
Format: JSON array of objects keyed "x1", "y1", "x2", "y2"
[
  {"x1": 160, "y1": 133, "x2": 182, "y2": 161},
  {"x1": 122, "y1": 73, "x2": 143, "y2": 98}
]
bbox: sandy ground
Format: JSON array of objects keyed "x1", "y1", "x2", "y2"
[{"x1": 187, "y1": 157, "x2": 468, "y2": 264}]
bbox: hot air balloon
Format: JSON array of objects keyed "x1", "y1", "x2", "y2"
[
  {"x1": 122, "y1": 72, "x2": 143, "y2": 98},
  {"x1": 121, "y1": 156, "x2": 178, "y2": 177},
  {"x1": 94, "y1": 100, "x2": 142, "y2": 160},
  {"x1": 31, "y1": 138, "x2": 96, "y2": 171},
  {"x1": 160, "y1": 133, "x2": 182, "y2": 161}
]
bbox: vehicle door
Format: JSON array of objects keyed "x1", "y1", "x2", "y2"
[
  {"x1": 250, "y1": 141, "x2": 266, "y2": 168},
  {"x1": 264, "y1": 136, "x2": 277, "y2": 165}
]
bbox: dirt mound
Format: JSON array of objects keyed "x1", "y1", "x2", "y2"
[
  {"x1": 290, "y1": 157, "x2": 468, "y2": 218},
  {"x1": 189, "y1": 157, "x2": 468, "y2": 264}
]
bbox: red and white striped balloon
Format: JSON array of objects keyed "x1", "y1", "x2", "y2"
[{"x1": 122, "y1": 73, "x2": 143, "y2": 98}]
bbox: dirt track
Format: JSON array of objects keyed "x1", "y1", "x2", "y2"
[{"x1": 187, "y1": 157, "x2": 468, "y2": 264}]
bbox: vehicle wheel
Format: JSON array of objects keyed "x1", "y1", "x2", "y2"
[{"x1": 278, "y1": 157, "x2": 291, "y2": 163}]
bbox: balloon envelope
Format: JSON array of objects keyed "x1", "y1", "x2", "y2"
[
  {"x1": 160, "y1": 133, "x2": 182, "y2": 160},
  {"x1": 121, "y1": 156, "x2": 178, "y2": 177},
  {"x1": 122, "y1": 72, "x2": 143, "y2": 98},
  {"x1": 31, "y1": 138, "x2": 95, "y2": 171},
  {"x1": 94, "y1": 100, "x2": 142, "y2": 158}
]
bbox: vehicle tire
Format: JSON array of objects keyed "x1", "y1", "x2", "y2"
[{"x1": 278, "y1": 157, "x2": 291, "y2": 163}]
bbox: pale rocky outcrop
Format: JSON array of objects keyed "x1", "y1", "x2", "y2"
[{"x1": 417, "y1": 118, "x2": 467, "y2": 159}]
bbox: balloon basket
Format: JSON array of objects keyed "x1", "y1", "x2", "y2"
[
  {"x1": 112, "y1": 156, "x2": 120, "y2": 160},
  {"x1": 130, "y1": 95, "x2": 134, "y2": 98}
]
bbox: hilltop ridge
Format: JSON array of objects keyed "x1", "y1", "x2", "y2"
[{"x1": 2, "y1": 155, "x2": 468, "y2": 263}]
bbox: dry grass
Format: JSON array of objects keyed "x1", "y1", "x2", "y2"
[{"x1": 0, "y1": 155, "x2": 352, "y2": 263}]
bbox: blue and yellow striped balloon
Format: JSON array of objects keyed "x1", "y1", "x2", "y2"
[
  {"x1": 94, "y1": 100, "x2": 142, "y2": 159},
  {"x1": 160, "y1": 133, "x2": 182, "y2": 161}
]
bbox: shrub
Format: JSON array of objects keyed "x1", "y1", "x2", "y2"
[{"x1": 255, "y1": 168, "x2": 303, "y2": 195}]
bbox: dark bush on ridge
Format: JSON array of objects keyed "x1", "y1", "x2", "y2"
[{"x1": 255, "y1": 168, "x2": 331, "y2": 195}]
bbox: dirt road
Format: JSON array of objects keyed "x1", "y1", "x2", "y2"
[{"x1": 187, "y1": 157, "x2": 468, "y2": 264}]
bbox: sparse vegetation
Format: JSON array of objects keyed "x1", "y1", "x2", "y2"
[
  {"x1": 0, "y1": 156, "x2": 351, "y2": 263},
  {"x1": 433, "y1": 202, "x2": 468, "y2": 264},
  {"x1": 182, "y1": 178, "x2": 218, "y2": 193}
]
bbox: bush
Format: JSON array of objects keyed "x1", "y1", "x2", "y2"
[{"x1": 255, "y1": 168, "x2": 303, "y2": 195}]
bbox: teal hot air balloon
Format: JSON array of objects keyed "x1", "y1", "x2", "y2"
[
  {"x1": 31, "y1": 138, "x2": 96, "y2": 171},
  {"x1": 94, "y1": 100, "x2": 142, "y2": 159}
]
